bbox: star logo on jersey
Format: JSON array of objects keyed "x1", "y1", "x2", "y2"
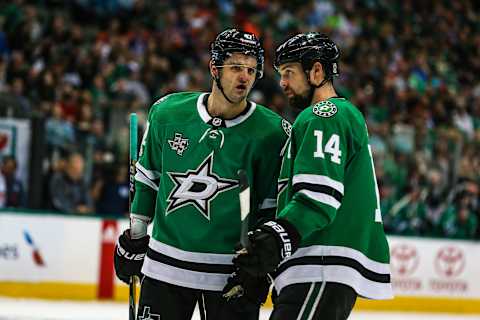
[
  {"x1": 138, "y1": 306, "x2": 161, "y2": 320},
  {"x1": 313, "y1": 101, "x2": 337, "y2": 118},
  {"x1": 168, "y1": 132, "x2": 189, "y2": 156},
  {"x1": 166, "y1": 153, "x2": 238, "y2": 220}
]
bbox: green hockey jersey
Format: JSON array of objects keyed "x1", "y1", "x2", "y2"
[
  {"x1": 132, "y1": 92, "x2": 288, "y2": 291},
  {"x1": 275, "y1": 97, "x2": 393, "y2": 299}
]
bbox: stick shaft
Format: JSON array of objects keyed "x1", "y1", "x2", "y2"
[
  {"x1": 128, "y1": 113, "x2": 138, "y2": 320},
  {"x1": 129, "y1": 113, "x2": 138, "y2": 208},
  {"x1": 238, "y1": 169, "x2": 250, "y2": 249}
]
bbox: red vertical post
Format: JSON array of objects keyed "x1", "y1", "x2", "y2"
[{"x1": 98, "y1": 219, "x2": 118, "y2": 299}]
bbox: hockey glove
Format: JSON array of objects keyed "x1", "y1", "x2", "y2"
[
  {"x1": 222, "y1": 268, "x2": 271, "y2": 311},
  {"x1": 233, "y1": 219, "x2": 300, "y2": 277},
  {"x1": 114, "y1": 229, "x2": 150, "y2": 284}
]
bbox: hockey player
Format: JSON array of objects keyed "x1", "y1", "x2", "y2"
[
  {"x1": 233, "y1": 33, "x2": 393, "y2": 319},
  {"x1": 113, "y1": 29, "x2": 289, "y2": 320}
]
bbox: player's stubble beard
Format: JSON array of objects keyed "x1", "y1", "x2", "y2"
[{"x1": 287, "y1": 85, "x2": 315, "y2": 116}]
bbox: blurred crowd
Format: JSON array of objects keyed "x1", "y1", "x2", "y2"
[{"x1": 0, "y1": 0, "x2": 479, "y2": 239}]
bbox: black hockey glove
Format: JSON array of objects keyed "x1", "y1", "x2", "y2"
[
  {"x1": 222, "y1": 268, "x2": 271, "y2": 311},
  {"x1": 114, "y1": 229, "x2": 149, "y2": 284},
  {"x1": 233, "y1": 219, "x2": 300, "y2": 277}
]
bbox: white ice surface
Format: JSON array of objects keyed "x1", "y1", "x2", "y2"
[{"x1": 0, "y1": 297, "x2": 479, "y2": 320}]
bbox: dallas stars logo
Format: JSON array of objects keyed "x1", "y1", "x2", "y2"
[
  {"x1": 168, "y1": 133, "x2": 189, "y2": 156},
  {"x1": 166, "y1": 153, "x2": 238, "y2": 220},
  {"x1": 281, "y1": 119, "x2": 292, "y2": 137},
  {"x1": 313, "y1": 101, "x2": 337, "y2": 118}
]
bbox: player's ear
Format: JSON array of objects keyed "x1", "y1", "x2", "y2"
[
  {"x1": 209, "y1": 61, "x2": 218, "y2": 78},
  {"x1": 310, "y1": 62, "x2": 324, "y2": 86}
]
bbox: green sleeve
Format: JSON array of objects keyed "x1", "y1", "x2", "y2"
[
  {"x1": 131, "y1": 105, "x2": 162, "y2": 219},
  {"x1": 278, "y1": 115, "x2": 349, "y2": 239},
  {"x1": 253, "y1": 120, "x2": 288, "y2": 224}
]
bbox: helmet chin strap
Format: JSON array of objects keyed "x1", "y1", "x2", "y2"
[
  {"x1": 292, "y1": 69, "x2": 330, "y2": 109},
  {"x1": 214, "y1": 72, "x2": 235, "y2": 104},
  {"x1": 312, "y1": 77, "x2": 330, "y2": 89},
  {"x1": 305, "y1": 69, "x2": 331, "y2": 89}
]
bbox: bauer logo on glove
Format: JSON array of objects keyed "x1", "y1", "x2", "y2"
[
  {"x1": 263, "y1": 220, "x2": 294, "y2": 258},
  {"x1": 116, "y1": 244, "x2": 146, "y2": 261}
]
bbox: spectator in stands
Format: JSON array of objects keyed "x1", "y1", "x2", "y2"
[
  {"x1": 45, "y1": 102, "x2": 76, "y2": 155},
  {"x1": 0, "y1": 0, "x2": 478, "y2": 240},
  {"x1": 0, "y1": 155, "x2": 25, "y2": 208},
  {"x1": 423, "y1": 168, "x2": 449, "y2": 237},
  {"x1": 92, "y1": 164, "x2": 128, "y2": 216},
  {"x1": 379, "y1": 178, "x2": 397, "y2": 234},
  {"x1": 10, "y1": 77, "x2": 31, "y2": 116},
  {"x1": 439, "y1": 190, "x2": 478, "y2": 240},
  {"x1": 49, "y1": 152, "x2": 94, "y2": 214},
  {"x1": 388, "y1": 183, "x2": 428, "y2": 236},
  {"x1": 0, "y1": 76, "x2": 31, "y2": 118}
]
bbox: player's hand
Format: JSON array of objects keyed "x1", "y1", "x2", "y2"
[
  {"x1": 114, "y1": 229, "x2": 149, "y2": 284},
  {"x1": 222, "y1": 268, "x2": 271, "y2": 311},
  {"x1": 233, "y1": 219, "x2": 300, "y2": 277}
]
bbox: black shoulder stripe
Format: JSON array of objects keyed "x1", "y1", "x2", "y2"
[
  {"x1": 292, "y1": 182, "x2": 343, "y2": 202},
  {"x1": 146, "y1": 249, "x2": 234, "y2": 274},
  {"x1": 274, "y1": 256, "x2": 391, "y2": 283}
]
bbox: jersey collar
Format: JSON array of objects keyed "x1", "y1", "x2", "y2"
[{"x1": 196, "y1": 93, "x2": 257, "y2": 128}]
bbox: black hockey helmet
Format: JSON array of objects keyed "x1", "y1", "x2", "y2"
[
  {"x1": 274, "y1": 32, "x2": 339, "y2": 81},
  {"x1": 210, "y1": 28, "x2": 264, "y2": 79}
]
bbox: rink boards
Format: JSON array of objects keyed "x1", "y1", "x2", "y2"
[{"x1": 1, "y1": 211, "x2": 479, "y2": 314}]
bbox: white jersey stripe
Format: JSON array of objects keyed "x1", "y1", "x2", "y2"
[
  {"x1": 149, "y1": 238, "x2": 234, "y2": 265},
  {"x1": 274, "y1": 264, "x2": 393, "y2": 299},
  {"x1": 196, "y1": 93, "x2": 257, "y2": 128},
  {"x1": 196, "y1": 93, "x2": 211, "y2": 124},
  {"x1": 225, "y1": 101, "x2": 256, "y2": 127},
  {"x1": 283, "y1": 244, "x2": 391, "y2": 275},
  {"x1": 298, "y1": 189, "x2": 341, "y2": 209},
  {"x1": 280, "y1": 138, "x2": 290, "y2": 157},
  {"x1": 296, "y1": 283, "x2": 315, "y2": 320},
  {"x1": 293, "y1": 174, "x2": 344, "y2": 195},
  {"x1": 135, "y1": 162, "x2": 161, "y2": 180},
  {"x1": 307, "y1": 281, "x2": 326, "y2": 320},
  {"x1": 142, "y1": 257, "x2": 229, "y2": 291},
  {"x1": 135, "y1": 171, "x2": 159, "y2": 191}
]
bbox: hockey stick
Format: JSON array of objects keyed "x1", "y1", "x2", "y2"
[
  {"x1": 128, "y1": 113, "x2": 138, "y2": 320},
  {"x1": 238, "y1": 169, "x2": 251, "y2": 249},
  {"x1": 223, "y1": 169, "x2": 251, "y2": 300}
]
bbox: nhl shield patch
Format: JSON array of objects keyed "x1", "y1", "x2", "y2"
[{"x1": 312, "y1": 101, "x2": 338, "y2": 118}]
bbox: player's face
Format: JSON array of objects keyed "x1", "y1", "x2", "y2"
[
  {"x1": 216, "y1": 53, "x2": 257, "y2": 103},
  {"x1": 278, "y1": 62, "x2": 313, "y2": 110}
]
